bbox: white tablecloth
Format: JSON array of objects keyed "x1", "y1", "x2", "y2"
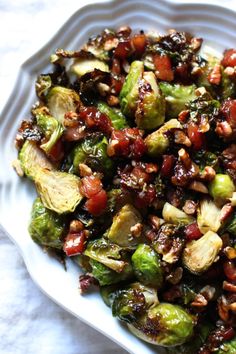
[{"x1": 0, "y1": 1, "x2": 235, "y2": 353}]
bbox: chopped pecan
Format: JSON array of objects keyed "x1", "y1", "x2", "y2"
[
  {"x1": 183, "y1": 200, "x2": 197, "y2": 215},
  {"x1": 189, "y1": 180, "x2": 208, "y2": 193},
  {"x1": 223, "y1": 281, "x2": 236, "y2": 293}
]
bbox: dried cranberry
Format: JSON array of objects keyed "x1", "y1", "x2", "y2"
[
  {"x1": 114, "y1": 39, "x2": 132, "y2": 60},
  {"x1": 85, "y1": 189, "x2": 107, "y2": 216},
  {"x1": 223, "y1": 260, "x2": 236, "y2": 282},
  {"x1": 153, "y1": 54, "x2": 174, "y2": 81},
  {"x1": 221, "y1": 49, "x2": 236, "y2": 67},
  {"x1": 80, "y1": 176, "x2": 103, "y2": 198},
  {"x1": 161, "y1": 155, "x2": 175, "y2": 177},
  {"x1": 185, "y1": 222, "x2": 202, "y2": 240}
]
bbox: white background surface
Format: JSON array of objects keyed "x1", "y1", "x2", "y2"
[{"x1": 0, "y1": 1, "x2": 236, "y2": 354}]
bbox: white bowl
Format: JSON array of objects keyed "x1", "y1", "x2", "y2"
[{"x1": 1, "y1": 1, "x2": 236, "y2": 353}]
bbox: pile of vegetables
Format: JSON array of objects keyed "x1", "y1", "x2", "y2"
[{"x1": 13, "y1": 27, "x2": 236, "y2": 353}]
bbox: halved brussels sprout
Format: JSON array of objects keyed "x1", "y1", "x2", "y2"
[
  {"x1": 84, "y1": 237, "x2": 128, "y2": 272},
  {"x1": 197, "y1": 199, "x2": 221, "y2": 234},
  {"x1": 127, "y1": 303, "x2": 194, "y2": 347},
  {"x1": 19, "y1": 140, "x2": 54, "y2": 180},
  {"x1": 35, "y1": 112, "x2": 63, "y2": 154},
  {"x1": 159, "y1": 82, "x2": 196, "y2": 118},
  {"x1": 135, "y1": 71, "x2": 165, "y2": 130},
  {"x1": 47, "y1": 86, "x2": 81, "y2": 123},
  {"x1": 182, "y1": 230, "x2": 223, "y2": 274},
  {"x1": 131, "y1": 244, "x2": 163, "y2": 288},
  {"x1": 29, "y1": 197, "x2": 65, "y2": 249},
  {"x1": 167, "y1": 320, "x2": 213, "y2": 354},
  {"x1": 71, "y1": 135, "x2": 113, "y2": 177},
  {"x1": 145, "y1": 119, "x2": 182, "y2": 157},
  {"x1": 71, "y1": 58, "x2": 109, "y2": 77},
  {"x1": 120, "y1": 60, "x2": 144, "y2": 117},
  {"x1": 89, "y1": 259, "x2": 133, "y2": 286},
  {"x1": 162, "y1": 202, "x2": 195, "y2": 225},
  {"x1": 107, "y1": 204, "x2": 142, "y2": 247},
  {"x1": 111, "y1": 282, "x2": 159, "y2": 323},
  {"x1": 35, "y1": 169, "x2": 83, "y2": 214},
  {"x1": 209, "y1": 174, "x2": 235, "y2": 204},
  {"x1": 97, "y1": 102, "x2": 128, "y2": 129}
]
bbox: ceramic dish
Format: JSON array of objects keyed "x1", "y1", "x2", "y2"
[{"x1": 1, "y1": 1, "x2": 236, "y2": 353}]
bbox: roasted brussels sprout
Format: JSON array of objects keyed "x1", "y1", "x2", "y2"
[
  {"x1": 71, "y1": 58, "x2": 109, "y2": 77},
  {"x1": 167, "y1": 320, "x2": 212, "y2": 354},
  {"x1": 217, "y1": 336, "x2": 236, "y2": 354},
  {"x1": 159, "y1": 82, "x2": 196, "y2": 118},
  {"x1": 127, "y1": 303, "x2": 194, "y2": 347},
  {"x1": 197, "y1": 199, "x2": 221, "y2": 234},
  {"x1": 182, "y1": 230, "x2": 223, "y2": 274},
  {"x1": 29, "y1": 197, "x2": 65, "y2": 249},
  {"x1": 107, "y1": 204, "x2": 142, "y2": 247},
  {"x1": 35, "y1": 111, "x2": 63, "y2": 154},
  {"x1": 162, "y1": 202, "x2": 194, "y2": 225},
  {"x1": 145, "y1": 119, "x2": 182, "y2": 157},
  {"x1": 84, "y1": 237, "x2": 128, "y2": 272},
  {"x1": 209, "y1": 174, "x2": 235, "y2": 204},
  {"x1": 71, "y1": 134, "x2": 113, "y2": 177},
  {"x1": 47, "y1": 86, "x2": 81, "y2": 123},
  {"x1": 111, "y1": 282, "x2": 159, "y2": 323},
  {"x1": 135, "y1": 71, "x2": 165, "y2": 130},
  {"x1": 89, "y1": 259, "x2": 133, "y2": 286},
  {"x1": 131, "y1": 244, "x2": 163, "y2": 288},
  {"x1": 120, "y1": 60, "x2": 144, "y2": 117},
  {"x1": 97, "y1": 102, "x2": 128, "y2": 129},
  {"x1": 35, "y1": 169, "x2": 83, "y2": 214},
  {"x1": 19, "y1": 140, "x2": 54, "y2": 180}
]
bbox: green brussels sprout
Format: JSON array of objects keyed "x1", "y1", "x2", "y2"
[
  {"x1": 35, "y1": 111, "x2": 64, "y2": 154},
  {"x1": 182, "y1": 230, "x2": 223, "y2": 274},
  {"x1": 209, "y1": 174, "x2": 235, "y2": 204},
  {"x1": 167, "y1": 320, "x2": 212, "y2": 354},
  {"x1": 71, "y1": 135, "x2": 113, "y2": 177},
  {"x1": 28, "y1": 197, "x2": 65, "y2": 249},
  {"x1": 135, "y1": 71, "x2": 165, "y2": 130},
  {"x1": 47, "y1": 86, "x2": 81, "y2": 123},
  {"x1": 111, "y1": 282, "x2": 159, "y2": 323},
  {"x1": 19, "y1": 141, "x2": 54, "y2": 180},
  {"x1": 159, "y1": 82, "x2": 196, "y2": 118},
  {"x1": 70, "y1": 58, "x2": 109, "y2": 77},
  {"x1": 162, "y1": 202, "x2": 195, "y2": 225},
  {"x1": 145, "y1": 119, "x2": 182, "y2": 157},
  {"x1": 120, "y1": 60, "x2": 144, "y2": 117},
  {"x1": 217, "y1": 336, "x2": 236, "y2": 354},
  {"x1": 131, "y1": 244, "x2": 163, "y2": 288},
  {"x1": 84, "y1": 237, "x2": 128, "y2": 272},
  {"x1": 197, "y1": 199, "x2": 221, "y2": 234},
  {"x1": 107, "y1": 204, "x2": 142, "y2": 247},
  {"x1": 89, "y1": 259, "x2": 133, "y2": 286},
  {"x1": 127, "y1": 303, "x2": 194, "y2": 347},
  {"x1": 35, "y1": 169, "x2": 83, "y2": 214},
  {"x1": 97, "y1": 102, "x2": 128, "y2": 129}
]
